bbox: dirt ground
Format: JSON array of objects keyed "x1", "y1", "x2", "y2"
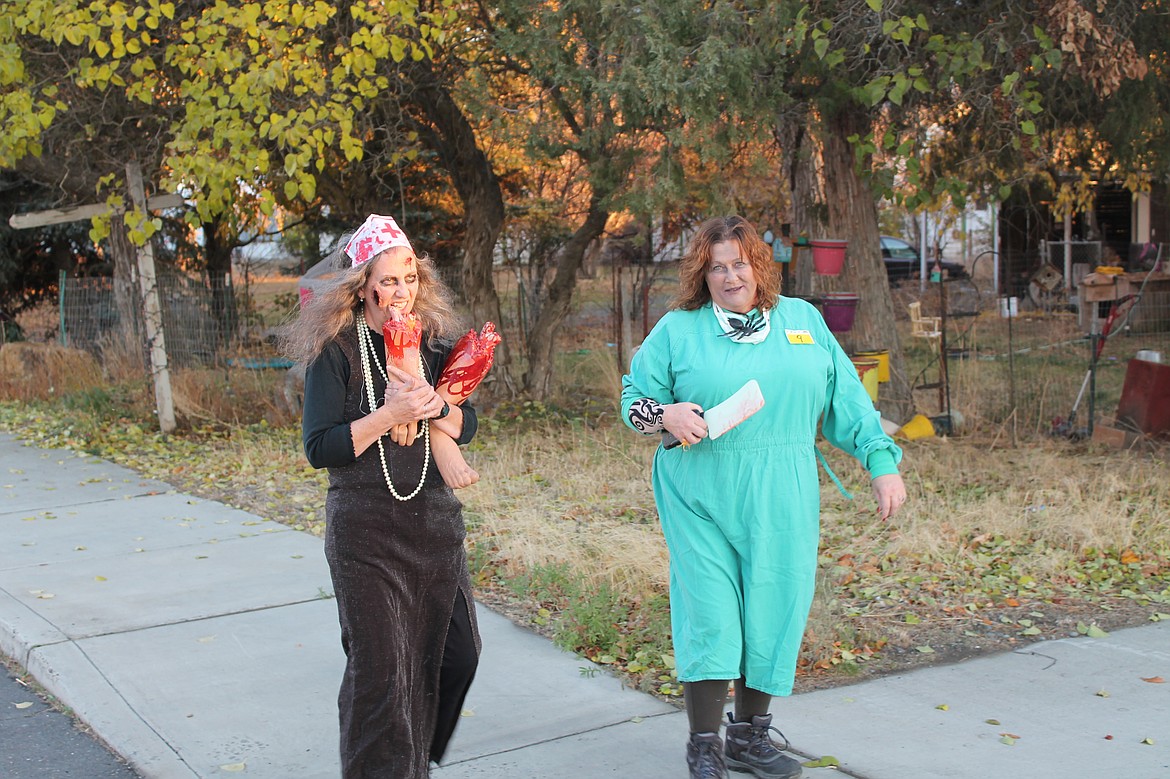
[{"x1": 456, "y1": 568, "x2": 1157, "y2": 700}]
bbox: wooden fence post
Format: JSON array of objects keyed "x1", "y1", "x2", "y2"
[{"x1": 125, "y1": 162, "x2": 176, "y2": 434}]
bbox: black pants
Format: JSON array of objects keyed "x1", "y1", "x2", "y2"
[{"x1": 431, "y1": 589, "x2": 478, "y2": 764}]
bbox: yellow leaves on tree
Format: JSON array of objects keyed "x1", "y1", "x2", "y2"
[{"x1": 0, "y1": 0, "x2": 450, "y2": 219}]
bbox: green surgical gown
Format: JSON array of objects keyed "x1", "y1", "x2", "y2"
[{"x1": 621, "y1": 296, "x2": 901, "y2": 695}]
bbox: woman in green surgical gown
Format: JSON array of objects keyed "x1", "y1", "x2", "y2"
[{"x1": 621, "y1": 216, "x2": 908, "y2": 779}]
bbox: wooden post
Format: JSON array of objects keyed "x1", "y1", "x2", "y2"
[
  {"x1": 8, "y1": 192, "x2": 183, "y2": 229},
  {"x1": 620, "y1": 263, "x2": 634, "y2": 371},
  {"x1": 125, "y1": 162, "x2": 176, "y2": 435},
  {"x1": 7, "y1": 172, "x2": 183, "y2": 435}
]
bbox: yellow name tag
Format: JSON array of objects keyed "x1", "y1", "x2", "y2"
[{"x1": 785, "y1": 329, "x2": 815, "y2": 344}]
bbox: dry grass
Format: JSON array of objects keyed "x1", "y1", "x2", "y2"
[
  {"x1": 96, "y1": 329, "x2": 153, "y2": 385},
  {"x1": 906, "y1": 445, "x2": 1168, "y2": 552},
  {"x1": 169, "y1": 367, "x2": 300, "y2": 429},
  {"x1": 466, "y1": 329, "x2": 669, "y2": 598},
  {"x1": 0, "y1": 343, "x2": 104, "y2": 401},
  {"x1": 2, "y1": 272, "x2": 1168, "y2": 695},
  {"x1": 467, "y1": 423, "x2": 669, "y2": 597}
]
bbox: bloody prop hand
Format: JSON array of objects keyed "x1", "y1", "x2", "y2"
[
  {"x1": 382, "y1": 310, "x2": 422, "y2": 374},
  {"x1": 437, "y1": 322, "x2": 501, "y2": 403}
]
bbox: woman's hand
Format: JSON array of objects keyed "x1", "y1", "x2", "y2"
[
  {"x1": 382, "y1": 364, "x2": 446, "y2": 445},
  {"x1": 388, "y1": 422, "x2": 418, "y2": 447},
  {"x1": 872, "y1": 473, "x2": 907, "y2": 521},
  {"x1": 662, "y1": 402, "x2": 708, "y2": 447}
]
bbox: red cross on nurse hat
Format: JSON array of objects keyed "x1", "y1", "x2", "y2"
[{"x1": 343, "y1": 214, "x2": 414, "y2": 267}]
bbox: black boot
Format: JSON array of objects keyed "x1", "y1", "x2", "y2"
[
  {"x1": 687, "y1": 731, "x2": 727, "y2": 779},
  {"x1": 723, "y1": 713, "x2": 802, "y2": 778}
]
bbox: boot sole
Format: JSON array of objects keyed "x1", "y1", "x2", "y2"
[{"x1": 726, "y1": 756, "x2": 803, "y2": 779}]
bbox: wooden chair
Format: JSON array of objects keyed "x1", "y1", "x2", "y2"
[
  {"x1": 908, "y1": 300, "x2": 947, "y2": 399},
  {"x1": 908, "y1": 301, "x2": 942, "y2": 342}
]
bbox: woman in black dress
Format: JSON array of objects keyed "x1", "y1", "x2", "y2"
[{"x1": 283, "y1": 214, "x2": 480, "y2": 778}]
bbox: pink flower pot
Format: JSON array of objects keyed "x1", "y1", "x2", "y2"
[{"x1": 810, "y1": 239, "x2": 848, "y2": 276}]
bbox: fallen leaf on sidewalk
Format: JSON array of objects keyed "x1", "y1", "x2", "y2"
[
  {"x1": 1141, "y1": 738, "x2": 1155, "y2": 745},
  {"x1": 1077, "y1": 622, "x2": 1110, "y2": 638},
  {"x1": 802, "y1": 756, "x2": 840, "y2": 768},
  {"x1": 935, "y1": 704, "x2": 949, "y2": 711},
  {"x1": 220, "y1": 762, "x2": 246, "y2": 772},
  {"x1": 1096, "y1": 689, "x2": 1110, "y2": 697},
  {"x1": 1140, "y1": 676, "x2": 1164, "y2": 683},
  {"x1": 14, "y1": 701, "x2": 33, "y2": 709},
  {"x1": 999, "y1": 735, "x2": 1016, "y2": 746}
]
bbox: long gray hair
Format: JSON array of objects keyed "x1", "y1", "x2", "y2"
[{"x1": 280, "y1": 240, "x2": 462, "y2": 366}]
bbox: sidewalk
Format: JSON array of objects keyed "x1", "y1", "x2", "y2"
[{"x1": 0, "y1": 430, "x2": 1166, "y2": 778}]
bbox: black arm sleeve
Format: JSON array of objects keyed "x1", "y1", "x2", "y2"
[
  {"x1": 454, "y1": 401, "x2": 478, "y2": 445},
  {"x1": 302, "y1": 336, "x2": 481, "y2": 469},
  {"x1": 302, "y1": 342, "x2": 358, "y2": 469}
]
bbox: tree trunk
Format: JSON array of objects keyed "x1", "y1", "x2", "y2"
[
  {"x1": 781, "y1": 104, "x2": 913, "y2": 422},
  {"x1": 203, "y1": 217, "x2": 235, "y2": 349},
  {"x1": 524, "y1": 195, "x2": 609, "y2": 398},
  {"x1": 407, "y1": 61, "x2": 514, "y2": 396},
  {"x1": 107, "y1": 217, "x2": 141, "y2": 358}
]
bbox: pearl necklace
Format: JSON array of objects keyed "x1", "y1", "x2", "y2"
[{"x1": 357, "y1": 315, "x2": 430, "y2": 501}]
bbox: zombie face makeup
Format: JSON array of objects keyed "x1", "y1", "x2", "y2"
[{"x1": 362, "y1": 248, "x2": 420, "y2": 332}]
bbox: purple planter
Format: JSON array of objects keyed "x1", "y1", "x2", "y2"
[{"x1": 822, "y1": 292, "x2": 860, "y2": 333}]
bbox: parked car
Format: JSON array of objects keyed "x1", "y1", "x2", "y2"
[{"x1": 881, "y1": 235, "x2": 968, "y2": 281}]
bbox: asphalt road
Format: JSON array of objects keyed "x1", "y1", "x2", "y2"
[{"x1": 2, "y1": 659, "x2": 140, "y2": 779}]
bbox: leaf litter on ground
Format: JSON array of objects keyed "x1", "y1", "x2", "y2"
[{"x1": 1, "y1": 397, "x2": 1168, "y2": 698}]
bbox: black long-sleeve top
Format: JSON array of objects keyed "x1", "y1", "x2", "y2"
[{"x1": 302, "y1": 327, "x2": 478, "y2": 469}]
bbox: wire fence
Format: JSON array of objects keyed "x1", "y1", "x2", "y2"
[
  {"x1": 894, "y1": 269, "x2": 1170, "y2": 441},
  {"x1": 57, "y1": 272, "x2": 271, "y2": 370},
  {"x1": 20, "y1": 262, "x2": 1170, "y2": 442}
]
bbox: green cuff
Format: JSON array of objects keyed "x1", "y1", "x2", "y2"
[{"x1": 866, "y1": 448, "x2": 899, "y2": 479}]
